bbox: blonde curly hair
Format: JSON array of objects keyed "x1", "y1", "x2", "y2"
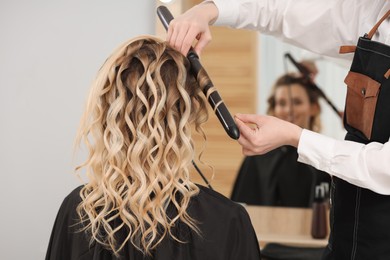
[{"x1": 75, "y1": 35, "x2": 209, "y2": 255}]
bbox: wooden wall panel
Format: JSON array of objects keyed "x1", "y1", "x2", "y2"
[{"x1": 155, "y1": 1, "x2": 258, "y2": 197}]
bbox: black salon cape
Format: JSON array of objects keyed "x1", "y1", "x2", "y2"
[
  {"x1": 46, "y1": 185, "x2": 261, "y2": 260},
  {"x1": 231, "y1": 146, "x2": 331, "y2": 208}
]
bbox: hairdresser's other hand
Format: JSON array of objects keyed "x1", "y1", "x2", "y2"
[
  {"x1": 235, "y1": 114, "x2": 303, "y2": 156},
  {"x1": 167, "y1": 2, "x2": 218, "y2": 56}
]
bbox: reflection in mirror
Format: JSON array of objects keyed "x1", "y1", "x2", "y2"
[
  {"x1": 231, "y1": 71, "x2": 332, "y2": 207},
  {"x1": 231, "y1": 35, "x2": 349, "y2": 207}
]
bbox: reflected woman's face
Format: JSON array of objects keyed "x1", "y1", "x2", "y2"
[{"x1": 273, "y1": 84, "x2": 315, "y2": 129}]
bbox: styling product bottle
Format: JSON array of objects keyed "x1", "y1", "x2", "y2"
[
  {"x1": 320, "y1": 182, "x2": 330, "y2": 209},
  {"x1": 311, "y1": 185, "x2": 328, "y2": 239}
]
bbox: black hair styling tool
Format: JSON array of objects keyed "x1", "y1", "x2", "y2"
[
  {"x1": 192, "y1": 161, "x2": 213, "y2": 190},
  {"x1": 284, "y1": 53, "x2": 342, "y2": 119},
  {"x1": 157, "y1": 5, "x2": 240, "y2": 140}
]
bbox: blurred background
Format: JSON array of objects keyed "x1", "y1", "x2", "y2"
[{"x1": 0, "y1": 1, "x2": 347, "y2": 259}]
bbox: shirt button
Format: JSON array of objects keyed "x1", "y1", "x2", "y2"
[{"x1": 361, "y1": 88, "x2": 366, "y2": 96}]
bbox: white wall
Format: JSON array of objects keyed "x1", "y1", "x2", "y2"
[{"x1": 0, "y1": 1, "x2": 154, "y2": 259}]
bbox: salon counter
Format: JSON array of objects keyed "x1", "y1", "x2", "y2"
[{"x1": 245, "y1": 205, "x2": 329, "y2": 248}]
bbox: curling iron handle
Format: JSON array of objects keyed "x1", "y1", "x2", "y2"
[{"x1": 157, "y1": 6, "x2": 173, "y2": 30}]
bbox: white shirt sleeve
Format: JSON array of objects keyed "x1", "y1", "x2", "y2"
[
  {"x1": 298, "y1": 129, "x2": 390, "y2": 195},
  {"x1": 211, "y1": 0, "x2": 390, "y2": 58}
]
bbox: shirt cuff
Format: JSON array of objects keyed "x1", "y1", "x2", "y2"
[
  {"x1": 297, "y1": 129, "x2": 335, "y2": 174},
  {"x1": 209, "y1": 0, "x2": 240, "y2": 26}
]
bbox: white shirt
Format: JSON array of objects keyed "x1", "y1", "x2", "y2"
[
  {"x1": 212, "y1": 0, "x2": 390, "y2": 58},
  {"x1": 211, "y1": 0, "x2": 390, "y2": 194}
]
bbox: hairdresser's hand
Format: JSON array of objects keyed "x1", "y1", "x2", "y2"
[
  {"x1": 235, "y1": 114, "x2": 303, "y2": 156},
  {"x1": 167, "y1": 2, "x2": 218, "y2": 56}
]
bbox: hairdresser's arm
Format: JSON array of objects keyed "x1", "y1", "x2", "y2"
[
  {"x1": 298, "y1": 130, "x2": 390, "y2": 195},
  {"x1": 235, "y1": 113, "x2": 390, "y2": 195},
  {"x1": 213, "y1": 0, "x2": 384, "y2": 58},
  {"x1": 168, "y1": 0, "x2": 384, "y2": 57}
]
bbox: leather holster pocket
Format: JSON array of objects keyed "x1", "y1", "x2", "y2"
[{"x1": 344, "y1": 71, "x2": 381, "y2": 140}]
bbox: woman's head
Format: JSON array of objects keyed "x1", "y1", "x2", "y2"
[
  {"x1": 267, "y1": 74, "x2": 321, "y2": 132},
  {"x1": 75, "y1": 35, "x2": 208, "y2": 255}
]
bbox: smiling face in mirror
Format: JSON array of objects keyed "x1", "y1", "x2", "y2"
[
  {"x1": 267, "y1": 74, "x2": 321, "y2": 132},
  {"x1": 274, "y1": 84, "x2": 314, "y2": 129}
]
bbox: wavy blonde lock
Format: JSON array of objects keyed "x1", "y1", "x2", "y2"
[{"x1": 75, "y1": 35, "x2": 209, "y2": 255}]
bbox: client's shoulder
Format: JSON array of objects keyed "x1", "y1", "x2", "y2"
[
  {"x1": 194, "y1": 184, "x2": 248, "y2": 215},
  {"x1": 57, "y1": 185, "x2": 84, "y2": 213}
]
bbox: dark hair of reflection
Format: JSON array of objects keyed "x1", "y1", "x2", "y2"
[{"x1": 74, "y1": 35, "x2": 210, "y2": 256}]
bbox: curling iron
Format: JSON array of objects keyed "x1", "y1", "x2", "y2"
[
  {"x1": 157, "y1": 5, "x2": 240, "y2": 140},
  {"x1": 284, "y1": 53, "x2": 342, "y2": 119}
]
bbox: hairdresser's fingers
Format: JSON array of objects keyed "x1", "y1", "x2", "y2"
[
  {"x1": 167, "y1": 2, "x2": 217, "y2": 55},
  {"x1": 193, "y1": 29, "x2": 212, "y2": 56},
  {"x1": 168, "y1": 20, "x2": 188, "y2": 53},
  {"x1": 173, "y1": 24, "x2": 191, "y2": 55},
  {"x1": 171, "y1": 21, "x2": 211, "y2": 56},
  {"x1": 235, "y1": 116, "x2": 256, "y2": 141},
  {"x1": 180, "y1": 26, "x2": 200, "y2": 55},
  {"x1": 235, "y1": 113, "x2": 261, "y2": 125},
  {"x1": 235, "y1": 114, "x2": 263, "y2": 143},
  {"x1": 235, "y1": 116, "x2": 259, "y2": 153}
]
